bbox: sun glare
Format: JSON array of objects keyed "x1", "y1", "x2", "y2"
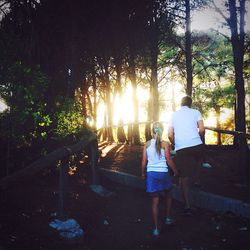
[
  {"x1": 204, "y1": 113, "x2": 216, "y2": 127},
  {"x1": 96, "y1": 102, "x2": 106, "y2": 128},
  {"x1": 95, "y1": 78, "x2": 234, "y2": 132},
  {"x1": 113, "y1": 85, "x2": 134, "y2": 125},
  {"x1": 95, "y1": 79, "x2": 187, "y2": 130},
  {"x1": 97, "y1": 85, "x2": 151, "y2": 129}
]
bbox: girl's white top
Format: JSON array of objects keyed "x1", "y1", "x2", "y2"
[{"x1": 146, "y1": 139, "x2": 168, "y2": 172}]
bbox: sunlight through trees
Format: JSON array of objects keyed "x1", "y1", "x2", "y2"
[{"x1": 0, "y1": 0, "x2": 249, "y2": 175}]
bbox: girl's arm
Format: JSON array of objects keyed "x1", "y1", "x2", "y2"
[
  {"x1": 163, "y1": 141, "x2": 178, "y2": 176},
  {"x1": 141, "y1": 144, "x2": 147, "y2": 179}
]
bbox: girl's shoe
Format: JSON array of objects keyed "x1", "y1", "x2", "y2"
[
  {"x1": 152, "y1": 228, "x2": 160, "y2": 237},
  {"x1": 165, "y1": 217, "x2": 175, "y2": 225}
]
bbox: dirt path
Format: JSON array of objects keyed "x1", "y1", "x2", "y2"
[
  {"x1": 0, "y1": 161, "x2": 250, "y2": 250},
  {"x1": 99, "y1": 144, "x2": 250, "y2": 203}
]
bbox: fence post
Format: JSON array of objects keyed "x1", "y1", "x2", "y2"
[
  {"x1": 215, "y1": 131, "x2": 221, "y2": 145},
  {"x1": 58, "y1": 155, "x2": 69, "y2": 219}
]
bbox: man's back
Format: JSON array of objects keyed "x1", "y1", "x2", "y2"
[
  {"x1": 167, "y1": 95, "x2": 205, "y2": 212},
  {"x1": 169, "y1": 106, "x2": 203, "y2": 151}
]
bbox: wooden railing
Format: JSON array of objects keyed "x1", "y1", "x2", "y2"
[
  {"x1": 97, "y1": 122, "x2": 250, "y2": 180},
  {"x1": 97, "y1": 122, "x2": 250, "y2": 145},
  {"x1": 204, "y1": 126, "x2": 250, "y2": 181},
  {"x1": 1, "y1": 124, "x2": 248, "y2": 217},
  {"x1": 204, "y1": 126, "x2": 250, "y2": 142},
  {"x1": 0, "y1": 132, "x2": 99, "y2": 218}
]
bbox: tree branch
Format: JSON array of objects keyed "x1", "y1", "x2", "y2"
[
  {"x1": 211, "y1": 28, "x2": 231, "y2": 42},
  {"x1": 211, "y1": 0, "x2": 230, "y2": 26}
]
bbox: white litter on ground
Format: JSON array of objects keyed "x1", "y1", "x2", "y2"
[
  {"x1": 49, "y1": 218, "x2": 84, "y2": 239},
  {"x1": 202, "y1": 162, "x2": 212, "y2": 168}
]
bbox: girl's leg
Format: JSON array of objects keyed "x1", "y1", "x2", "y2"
[
  {"x1": 152, "y1": 195, "x2": 160, "y2": 229},
  {"x1": 165, "y1": 190, "x2": 172, "y2": 218}
]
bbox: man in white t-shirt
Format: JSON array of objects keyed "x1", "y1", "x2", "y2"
[{"x1": 168, "y1": 96, "x2": 205, "y2": 216}]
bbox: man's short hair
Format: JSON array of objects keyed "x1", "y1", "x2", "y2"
[{"x1": 181, "y1": 96, "x2": 192, "y2": 107}]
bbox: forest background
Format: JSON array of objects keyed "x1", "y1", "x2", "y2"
[{"x1": 0, "y1": 0, "x2": 249, "y2": 178}]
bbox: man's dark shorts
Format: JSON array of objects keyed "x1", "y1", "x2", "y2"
[{"x1": 173, "y1": 144, "x2": 205, "y2": 178}]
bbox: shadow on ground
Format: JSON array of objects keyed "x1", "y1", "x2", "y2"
[{"x1": 0, "y1": 155, "x2": 250, "y2": 250}]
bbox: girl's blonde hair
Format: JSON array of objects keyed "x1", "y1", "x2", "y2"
[{"x1": 152, "y1": 122, "x2": 163, "y2": 156}]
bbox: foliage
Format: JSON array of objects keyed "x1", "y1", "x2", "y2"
[
  {"x1": 0, "y1": 0, "x2": 249, "y2": 176},
  {"x1": 194, "y1": 83, "x2": 235, "y2": 117},
  {"x1": 0, "y1": 62, "x2": 50, "y2": 144},
  {"x1": 53, "y1": 97, "x2": 87, "y2": 139},
  {"x1": 0, "y1": 63, "x2": 91, "y2": 175}
]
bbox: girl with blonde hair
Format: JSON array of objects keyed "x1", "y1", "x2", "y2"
[{"x1": 141, "y1": 122, "x2": 178, "y2": 236}]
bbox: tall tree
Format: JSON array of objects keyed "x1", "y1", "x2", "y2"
[
  {"x1": 185, "y1": 0, "x2": 193, "y2": 96},
  {"x1": 212, "y1": 0, "x2": 249, "y2": 182},
  {"x1": 114, "y1": 54, "x2": 127, "y2": 143},
  {"x1": 148, "y1": 0, "x2": 160, "y2": 121},
  {"x1": 212, "y1": 0, "x2": 247, "y2": 137}
]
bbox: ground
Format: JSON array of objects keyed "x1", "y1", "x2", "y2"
[
  {"x1": 100, "y1": 144, "x2": 250, "y2": 202},
  {"x1": 0, "y1": 145, "x2": 250, "y2": 250}
]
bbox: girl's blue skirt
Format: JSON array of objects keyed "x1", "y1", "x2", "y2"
[{"x1": 146, "y1": 171, "x2": 172, "y2": 194}]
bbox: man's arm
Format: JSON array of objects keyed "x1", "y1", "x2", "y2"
[
  {"x1": 163, "y1": 141, "x2": 178, "y2": 176},
  {"x1": 198, "y1": 120, "x2": 205, "y2": 138},
  {"x1": 168, "y1": 126, "x2": 175, "y2": 145}
]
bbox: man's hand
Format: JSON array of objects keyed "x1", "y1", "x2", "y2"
[
  {"x1": 168, "y1": 127, "x2": 175, "y2": 145},
  {"x1": 141, "y1": 172, "x2": 146, "y2": 180},
  {"x1": 173, "y1": 168, "x2": 178, "y2": 177}
]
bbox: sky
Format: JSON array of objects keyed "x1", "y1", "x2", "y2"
[{"x1": 192, "y1": 0, "x2": 250, "y2": 33}]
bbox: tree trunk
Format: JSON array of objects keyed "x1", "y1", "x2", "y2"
[
  {"x1": 145, "y1": 121, "x2": 152, "y2": 142},
  {"x1": 103, "y1": 112, "x2": 108, "y2": 141},
  {"x1": 145, "y1": 84, "x2": 153, "y2": 142},
  {"x1": 104, "y1": 60, "x2": 114, "y2": 142},
  {"x1": 86, "y1": 91, "x2": 93, "y2": 120},
  {"x1": 81, "y1": 76, "x2": 87, "y2": 117},
  {"x1": 228, "y1": 0, "x2": 248, "y2": 180},
  {"x1": 151, "y1": 48, "x2": 159, "y2": 122},
  {"x1": 215, "y1": 106, "x2": 222, "y2": 145},
  {"x1": 185, "y1": 0, "x2": 193, "y2": 96},
  {"x1": 149, "y1": 5, "x2": 160, "y2": 122},
  {"x1": 131, "y1": 82, "x2": 140, "y2": 144},
  {"x1": 92, "y1": 66, "x2": 97, "y2": 130},
  {"x1": 128, "y1": 53, "x2": 140, "y2": 144},
  {"x1": 228, "y1": 0, "x2": 246, "y2": 135},
  {"x1": 114, "y1": 56, "x2": 126, "y2": 143}
]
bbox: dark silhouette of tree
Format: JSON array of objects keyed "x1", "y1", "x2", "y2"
[
  {"x1": 212, "y1": 0, "x2": 247, "y2": 135},
  {"x1": 185, "y1": 0, "x2": 193, "y2": 96},
  {"x1": 212, "y1": 0, "x2": 248, "y2": 178}
]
